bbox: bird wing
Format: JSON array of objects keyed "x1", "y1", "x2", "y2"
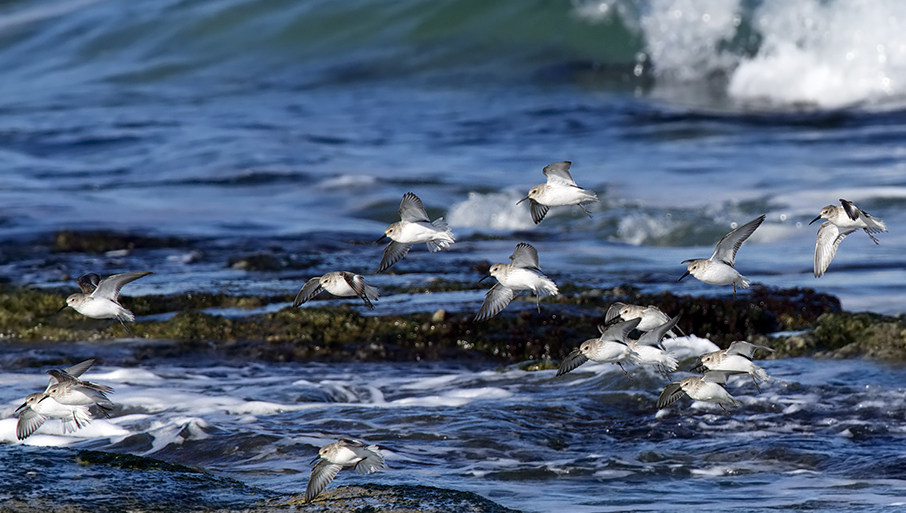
[
  {"x1": 353, "y1": 446, "x2": 385, "y2": 475},
  {"x1": 556, "y1": 348, "x2": 589, "y2": 376},
  {"x1": 542, "y1": 161, "x2": 577, "y2": 186},
  {"x1": 605, "y1": 302, "x2": 627, "y2": 324},
  {"x1": 529, "y1": 199, "x2": 550, "y2": 225},
  {"x1": 343, "y1": 273, "x2": 378, "y2": 308},
  {"x1": 76, "y1": 273, "x2": 100, "y2": 294},
  {"x1": 702, "y1": 370, "x2": 744, "y2": 384},
  {"x1": 509, "y1": 242, "x2": 541, "y2": 270},
  {"x1": 725, "y1": 341, "x2": 774, "y2": 358},
  {"x1": 293, "y1": 277, "x2": 324, "y2": 308},
  {"x1": 657, "y1": 382, "x2": 685, "y2": 409},
  {"x1": 839, "y1": 199, "x2": 860, "y2": 221},
  {"x1": 64, "y1": 358, "x2": 97, "y2": 378},
  {"x1": 636, "y1": 314, "x2": 681, "y2": 347},
  {"x1": 597, "y1": 317, "x2": 642, "y2": 342},
  {"x1": 814, "y1": 222, "x2": 848, "y2": 278},
  {"x1": 16, "y1": 407, "x2": 47, "y2": 440},
  {"x1": 304, "y1": 460, "x2": 343, "y2": 503},
  {"x1": 474, "y1": 284, "x2": 515, "y2": 321},
  {"x1": 377, "y1": 241, "x2": 413, "y2": 273},
  {"x1": 398, "y1": 192, "x2": 430, "y2": 223},
  {"x1": 92, "y1": 272, "x2": 152, "y2": 300},
  {"x1": 711, "y1": 214, "x2": 765, "y2": 266}
]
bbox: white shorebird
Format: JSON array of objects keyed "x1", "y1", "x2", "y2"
[
  {"x1": 304, "y1": 439, "x2": 385, "y2": 503},
  {"x1": 45, "y1": 368, "x2": 115, "y2": 416},
  {"x1": 516, "y1": 161, "x2": 599, "y2": 224},
  {"x1": 474, "y1": 242, "x2": 559, "y2": 321},
  {"x1": 377, "y1": 192, "x2": 455, "y2": 273},
  {"x1": 293, "y1": 272, "x2": 380, "y2": 309},
  {"x1": 605, "y1": 302, "x2": 683, "y2": 339},
  {"x1": 557, "y1": 318, "x2": 641, "y2": 378},
  {"x1": 657, "y1": 370, "x2": 741, "y2": 416},
  {"x1": 63, "y1": 271, "x2": 152, "y2": 333},
  {"x1": 626, "y1": 314, "x2": 681, "y2": 378},
  {"x1": 693, "y1": 341, "x2": 773, "y2": 392},
  {"x1": 811, "y1": 199, "x2": 888, "y2": 278},
  {"x1": 15, "y1": 359, "x2": 101, "y2": 440},
  {"x1": 679, "y1": 214, "x2": 765, "y2": 298}
]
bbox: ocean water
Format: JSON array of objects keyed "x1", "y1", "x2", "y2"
[
  {"x1": 1, "y1": 0, "x2": 906, "y2": 510},
  {"x1": 1, "y1": 341, "x2": 906, "y2": 512}
]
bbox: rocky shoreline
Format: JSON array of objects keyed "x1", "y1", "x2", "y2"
[{"x1": 3, "y1": 279, "x2": 905, "y2": 363}]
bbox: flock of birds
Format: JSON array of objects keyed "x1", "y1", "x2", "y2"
[{"x1": 13, "y1": 161, "x2": 889, "y2": 502}]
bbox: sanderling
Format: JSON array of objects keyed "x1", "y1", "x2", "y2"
[
  {"x1": 679, "y1": 214, "x2": 765, "y2": 298},
  {"x1": 517, "y1": 161, "x2": 599, "y2": 224},
  {"x1": 811, "y1": 199, "x2": 888, "y2": 278},
  {"x1": 377, "y1": 192, "x2": 455, "y2": 273},
  {"x1": 45, "y1": 369, "x2": 114, "y2": 416},
  {"x1": 63, "y1": 271, "x2": 152, "y2": 334},
  {"x1": 557, "y1": 318, "x2": 641, "y2": 378},
  {"x1": 692, "y1": 341, "x2": 773, "y2": 392},
  {"x1": 15, "y1": 359, "x2": 100, "y2": 440},
  {"x1": 304, "y1": 438, "x2": 385, "y2": 503},
  {"x1": 474, "y1": 242, "x2": 559, "y2": 321},
  {"x1": 626, "y1": 314, "x2": 681, "y2": 377},
  {"x1": 605, "y1": 302, "x2": 684, "y2": 339},
  {"x1": 293, "y1": 272, "x2": 379, "y2": 309},
  {"x1": 657, "y1": 370, "x2": 741, "y2": 416}
]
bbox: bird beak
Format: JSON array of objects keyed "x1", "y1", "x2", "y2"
[
  {"x1": 516, "y1": 196, "x2": 529, "y2": 205},
  {"x1": 15, "y1": 402, "x2": 27, "y2": 413},
  {"x1": 375, "y1": 234, "x2": 387, "y2": 243},
  {"x1": 678, "y1": 271, "x2": 691, "y2": 282},
  {"x1": 479, "y1": 273, "x2": 490, "y2": 283},
  {"x1": 690, "y1": 359, "x2": 705, "y2": 373},
  {"x1": 808, "y1": 215, "x2": 822, "y2": 225},
  {"x1": 56, "y1": 304, "x2": 68, "y2": 314},
  {"x1": 309, "y1": 455, "x2": 321, "y2": 465}
]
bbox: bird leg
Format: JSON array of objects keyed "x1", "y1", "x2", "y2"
[
  {"x1": 579, "y1": 205, "x2": 593, "y2": 218},
  {"x1": 751, "y1": 375, "x2": 762, "y2": 394},
  {"x1": 732, "y1": 283, "x2": 737, "y2": 300},
  {"x1": 719, "y1": 404, "x2": 733, "y2": 418},
  {"x1": 865, "y1": 230, "x2": 881, "y2": 244},
  {"x1": 617, "y1": 362, "x2": 633, "y2": 380},
  {"x1": 535, "y1": 293, "x2": 541, "y2": 313},
  {"x1": 118, "y1": 318, "x2": 133, "y2": 337}
]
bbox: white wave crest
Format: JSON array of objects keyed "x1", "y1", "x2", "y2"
[{"x1": 728, "y1": 0, "x2": 906, "y2": 108}]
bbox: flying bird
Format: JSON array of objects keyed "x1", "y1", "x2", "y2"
[
  {"x1": 679, "y1": 215, "x2": 765, "y2": 298},
  {"x1": 811, "y1": 199, "x2": 888, "y2": 278},
  {"x1": 657, "y1": 370, "x2": 742, "y2": 416},
  {"x1": 474, "y1": 242, "x2": 559, "y2": 321},
  {"x1": 63, "y1": 271, "x2": 152, "y2": 334},
  {"x1": 293, "y1": 272, "x2": 379, "y2": 309},
  {"x1": 517, "y1": 161, "x2": 598, "y2": 224},
  {"x1": 304, "y1": 439, "x2": 385, "y2": 503},
  {"x1": 377, "y1": 192, "x2": 455, "y2": 273}
]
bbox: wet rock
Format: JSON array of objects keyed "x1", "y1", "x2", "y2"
[
  {"x1": 53, "y1": 230, "x2": 191, "y2": 253},
  {"x1": 4, "y1": 282, "x2": 904, "y2": 362}
]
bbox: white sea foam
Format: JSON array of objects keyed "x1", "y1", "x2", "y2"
[
  {"x1": 662, "y1": 335, "x2": 720, "y2": 361},
  {"x1": 388, "y1": 387, "x2": 512, "y2": 407},
  {"x1": 728, "y1": 0, "x2": 906, "y2": 108},
  {"x1": 446, "y1": 190, "x2": 536, "y2": 231}
]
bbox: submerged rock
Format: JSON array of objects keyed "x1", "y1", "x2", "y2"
[{"x1": 0, "y1": 445, "x2": 520, "y2": 513}]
